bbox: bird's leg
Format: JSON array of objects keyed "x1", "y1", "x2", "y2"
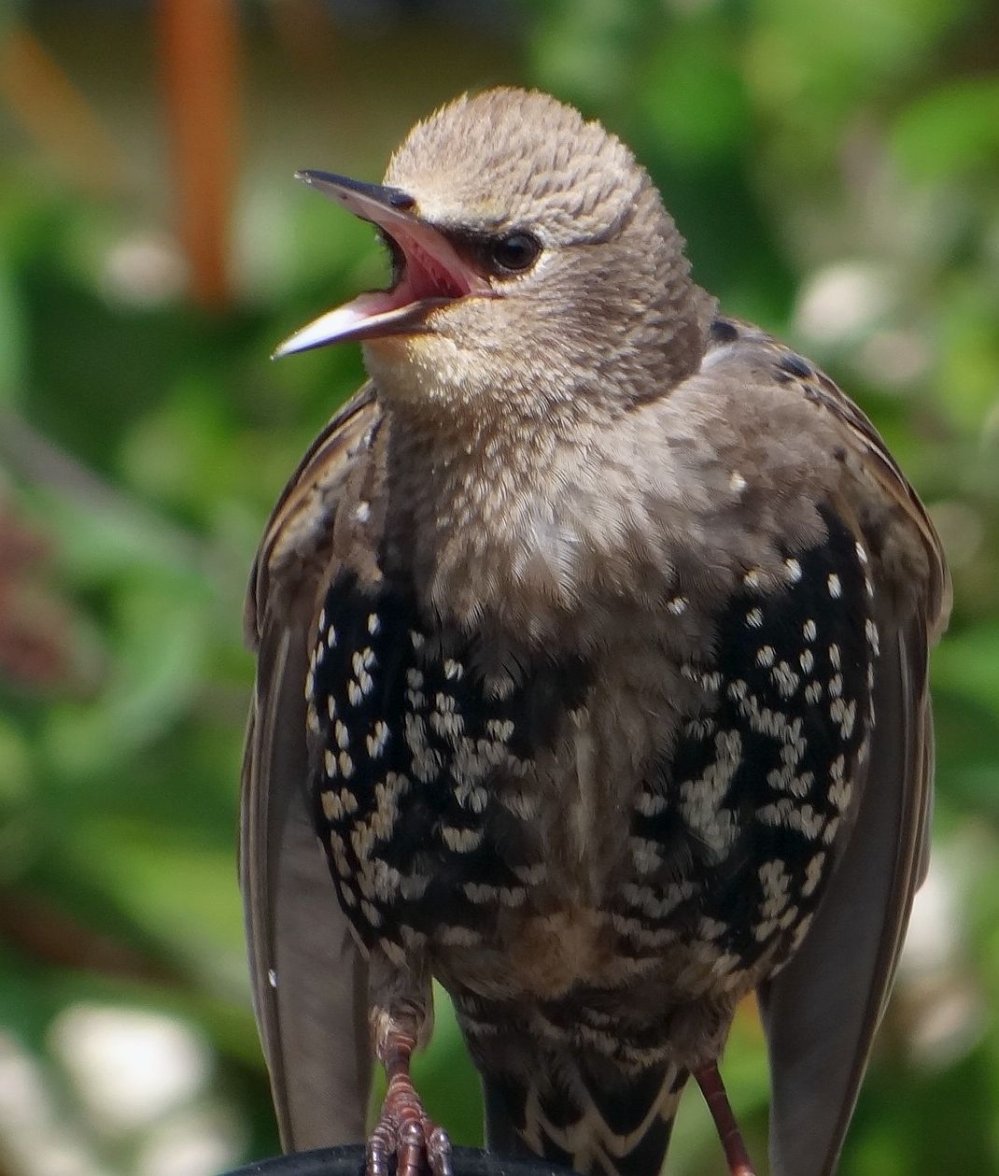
[
  {"x1": 693, "y1": 1063, "x2": 757, "y2": 1176},
  {"x1": 367, "y1": 1008, "x2": 453, "y2": 1176}
]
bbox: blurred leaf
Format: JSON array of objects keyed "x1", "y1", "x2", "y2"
[
  {"x1": 932, "y1": 623, "x2": 999, "y2": 720},
  {"x1": 639, "y1": 23, "x2": 750, "y2": 164},
  {"x1": 0, "y1": 262, "x2": 27, "y2": 405},
  {"x1": 892, "y1": 79, "x2": 999, "y2": 181},
  {"x1": 65, "y1": 818, "x2": 245, "y2": 982},
  {"x1": 44, "y1": 577, "x2": 211, "y2": 780}
]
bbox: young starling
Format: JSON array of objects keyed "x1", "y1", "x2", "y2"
[{"x1": 241, "y1": 89, "x2": 950, "y2": 1176}]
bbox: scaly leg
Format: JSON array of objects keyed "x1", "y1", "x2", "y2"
[
  {"x1": 694, "y1": 1062, "x2": 757, "y2": 1176},
  {"x1": 367, "y1": 1019, "x2": 453, "y2": 1176}
]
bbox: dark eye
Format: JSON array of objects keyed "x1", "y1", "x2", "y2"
[{"x1": 489, "y1": 232, "x2": 541, "y2": 275}]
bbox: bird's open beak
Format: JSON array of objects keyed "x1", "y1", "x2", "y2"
[{"x1": 273, "y1": 170, "x2": 490, "y2": 358}]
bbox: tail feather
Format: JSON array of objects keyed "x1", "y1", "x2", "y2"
[{"x1": 485, "y1": 1057, "x2": 686, "y2": 1175}]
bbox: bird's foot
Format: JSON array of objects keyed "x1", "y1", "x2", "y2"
[
  {"x1": 367, "y1": 1025, "x2": 453, "y2": 1176},
  {"x1": 694, "y1": 1063, "x2": 757, "y2": 1176},
  {"x1": 367, "y1": 1072, "x2": 453, "y2": 1176}
]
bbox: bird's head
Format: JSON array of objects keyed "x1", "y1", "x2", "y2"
[{"x1": 275, "y1": 89, "x2": 710, "y2": 421}]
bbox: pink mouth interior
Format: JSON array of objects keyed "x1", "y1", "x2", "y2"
[
  {"x1": 273, "y1": 217, "x2": 487, "y2": 357},
  {"x1": 379, "y1": 230, "x2": 473, "y2": 312},
  {"x1": 393, "y1": 231, "x2": 470, "y2": 305},
  {"x1": 348, "y1": 236, "x2": 468, "y2": 319}
]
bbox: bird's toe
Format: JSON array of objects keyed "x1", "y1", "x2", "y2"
[{"x1": 366, "y1": 1074, "x2": 452, "y2": 1176}]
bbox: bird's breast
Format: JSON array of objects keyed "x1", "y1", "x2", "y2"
[
  {"x1": 307, "y1": 502, "x2": 879, "y2": 1018},
  {"x1": 305, "y1": 566, "x2": 606, "y2": 967}
]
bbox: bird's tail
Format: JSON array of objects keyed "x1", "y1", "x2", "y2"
[{"x1": 483, "y1": 1055, "x2": 686, "y2": 1176}]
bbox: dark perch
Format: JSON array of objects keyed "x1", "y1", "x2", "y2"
[{"x1": 223, "y1": 1146, "x2": 573, "y2": 1176}]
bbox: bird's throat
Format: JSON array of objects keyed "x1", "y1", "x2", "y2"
[{"x1": 380, "y1": 398, "x2": 603, "y2": 632}]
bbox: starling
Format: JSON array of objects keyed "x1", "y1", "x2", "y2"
[{"x1": 241, "y1": 89, "x2": 950, "y2": 1176}]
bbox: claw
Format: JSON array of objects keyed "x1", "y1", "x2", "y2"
[{"x1": 426, "y1": 1123, "x2": 453, "y2": 1176}]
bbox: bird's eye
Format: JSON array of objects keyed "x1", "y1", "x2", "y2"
[{"x1": 488, "y1": 232, "x2": 541, "y2": 275}]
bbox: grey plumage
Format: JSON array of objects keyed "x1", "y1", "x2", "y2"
[
  {"x1": 241, "y1": 89, "x2": 950, "y2": 1175},
  {"x1": 242, "y1": 398, "x2": 377, "y2": 1149}
]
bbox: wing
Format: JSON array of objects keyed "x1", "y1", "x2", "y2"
[
  {"x1": 720, "y1": 322, "x2": 952, "y2": 1176},
  {"x1": 240, "y1": 385, "x2": 382, "y2": 1150},
  {"x1": 759, "y1": 617, "x2": 934, "y2": 1176}
]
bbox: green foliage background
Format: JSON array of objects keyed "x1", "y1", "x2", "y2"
[{"x1": 0, "y1": 2, "x2": 997, "y2": 1173}]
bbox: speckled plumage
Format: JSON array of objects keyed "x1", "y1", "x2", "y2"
[{"x1": 241, "y1": 89, "x2": 949, "y2": 1176}]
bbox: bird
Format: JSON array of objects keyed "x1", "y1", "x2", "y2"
[{"x1": 240, "y1": 87, "x2": 950, "y2": 1176}]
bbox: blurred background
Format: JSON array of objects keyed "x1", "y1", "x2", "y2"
[{"x1": 0, "y1": 1, "x2": 997, "y2": 1174}]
